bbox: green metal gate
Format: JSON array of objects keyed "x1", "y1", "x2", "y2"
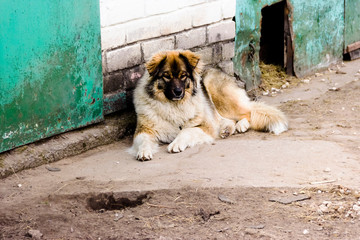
[{"x1": 0, "y1": 0, "x2": 103, "y2": 153}]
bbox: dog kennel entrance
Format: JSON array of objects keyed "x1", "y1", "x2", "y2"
[{"x1": 259, "y1": 0, "x2": 294, "y2": 75}]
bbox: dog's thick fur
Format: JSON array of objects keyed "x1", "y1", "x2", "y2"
[{"x1": 129, "y1": 50, "x2": 288, "y2": 161}]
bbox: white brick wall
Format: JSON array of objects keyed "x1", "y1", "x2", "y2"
[{"x1": 101, "y1": 0, "x2": 236, "y2": 77}]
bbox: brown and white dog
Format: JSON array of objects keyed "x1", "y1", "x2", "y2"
[{"x1": 129, "y1": 50, "x2": 288, "y2": 161}]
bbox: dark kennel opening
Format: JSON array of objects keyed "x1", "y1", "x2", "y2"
[{"x1": 260, "y1": 1, "x2": 294, "y2": 75}]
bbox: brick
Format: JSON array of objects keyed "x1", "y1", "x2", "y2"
[
  {"x1": 192, "y1": 1, "x2": 223, "y2": 27},
  {"x1": 207, "y1": 20, "x2": 235, "y2": 43},
  {"x1": 125, "y1": 16, "x2": 162, "y2": 43},
  {"x1": 100, "y1": 0, "x2": 145, "y2": 27},
  {"x1": 101, "y1": 25, "x2": 126, "y2": 50},
  {"x1": 160, "y1": 9, "x2": 193, "y2": 35},
  {"x1": 103, "y1": 65, "x2": 145, "y2": 93},
  {"x1": 106, "y1": 44, "x2": 142, "y2": 72},
  {"x1": 103, "y1": 72, "x2": 125, "y2": 94},
  {"x1": 221, "y1": 0, "x2": 236, "y2": 19},
  {"x1": 222, "y1": 41, "x2": 235, "y2": 60},
  {"x1": 218, "y1": 60, "x2": 234, "y2": 76},
  {"x1": 145, "y1": 0, "x2": 178, "y2": 16},
  {"x1": 176, "y1": 28, "x2": 206, "y2": 50},
  {"x1": 142, "y1": 37, "x2": 175, "y2": 61},
  {"x1": 194, "y1": 47, "x2": 213, "y2": 65}
]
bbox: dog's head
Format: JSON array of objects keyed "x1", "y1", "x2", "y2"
[{"x1": 145, "y1": 50, "x2": 202, "y2": 102}]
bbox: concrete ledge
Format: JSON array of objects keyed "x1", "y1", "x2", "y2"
[{"x1": 0, "y1": 111, "x2": 136, "y2": 179}]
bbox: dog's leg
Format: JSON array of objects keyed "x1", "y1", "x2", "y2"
[
  {"x1": 167, "y1": 127, "x2": 214, "y2": 153},
  {"x1": 219, "y1": 116, "x2": 236, "y2": 138},
  {"x1": 130, "y1": 133, "x2": 158, "y2": 161}
]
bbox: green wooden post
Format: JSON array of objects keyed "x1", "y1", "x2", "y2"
[{"x1": 0, "y1": 0, "x2": 103, "y2": 152}]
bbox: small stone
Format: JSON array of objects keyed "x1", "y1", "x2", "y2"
[
  {"x1": 17, "y1": 184, "x2": 22, "y2": 188},
  {"x1": 27, "y1": 229, "x2": 43, "y2": 239},
  {"x1": 269, "y1": 194, "x2": 311, "y2": 204},
  {"x1": 320, "y1": 78, "x2": 326, "y2": 82},
  {"x1": 315, "y1": 73, "x2": 323, "y2": 77},
  {"x1": 303, "y1": 229, "x2": 309, "y2": 235},
  {"x1": 328, "y1": 87, "x2": 340, "y2": 91},
  {"x1": 45, "y1": 166, "x2": 61, "y2": 172},
  {"x1": 336, "y1": 70, "x2": 346, "y2": 74},
  {"x1": 262, "y1": 90, "x2": 269, "y2": 96},
  {"x1": 114, "y1": 213, "x2": 124, "y2": 221},
  {"x1": 218, "y1": 194, "x2": 236, "y2": 204},
  {"x1": 319, "y1": 204, "x2": 329, "y2": 213},
  {"x1": 301, "y1": 79, "x2": 310, "y2": 84},
  {"x1": 323, "y1": 168, "x2": 331, "y2": 173},
  {"x1": 353, "y1": 205, "x2": 360, "y2": 212}
]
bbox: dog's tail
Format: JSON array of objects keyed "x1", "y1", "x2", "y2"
[{"x1": 249, "y1": 102, "x2": 288, "y2": 135}]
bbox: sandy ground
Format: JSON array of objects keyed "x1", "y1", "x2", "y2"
[{"x1": 1, "y1": 59, "x2": 360, "y2": 239}]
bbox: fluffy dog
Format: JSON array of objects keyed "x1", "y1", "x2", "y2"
[{"x1": 129, "y1": 50, "x2": 288, "y2": 161}]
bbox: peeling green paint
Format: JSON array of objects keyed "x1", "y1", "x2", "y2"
[
  {"x1": 0, "y1": 0, "x2": 103, "y2": 152},
  {"x1": 234, "y1": 0, "x2": 345, "y2": 89}
]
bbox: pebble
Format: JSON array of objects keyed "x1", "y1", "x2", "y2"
[
  {"x1": 328, "y1": 87, "x2": 340, "y2": 91},
  {"x1": 27, "y1": 229, "x2": 43, "y2": 240},
  {"x1": 114, "y1": 213, "x2": 124, "y2": 221},
  {"x1": 301, "y1": 79, "x2": 310, "y2": 84},
  {"x1": 353, "y1": 205, "x2": 360, "y2": 212},
  {"x1": 303, "y1": 229, "x2": 309, "y2": 235},
  {"x1": 323, "y1": 168, "x2": 331, "y2": 173}
]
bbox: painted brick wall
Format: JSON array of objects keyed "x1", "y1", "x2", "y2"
[{"x1": 100, "y1": 0, "x2": 236, "y2": 114}]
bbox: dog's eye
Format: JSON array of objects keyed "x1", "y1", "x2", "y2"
[
  {"x1": 162, "y1": 73, "x2": 170, "y2": 80},
  {"x1": 180, "y1": 73, "x2": 187, "y2": 80}
]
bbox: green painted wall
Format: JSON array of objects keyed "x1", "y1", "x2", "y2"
[
  {"x1": 234, "y1": 0, "x2": 345, "y2": 89},
  {"x1": 345, "y1": 0, "x2": 360, "y2": 48},
  {"x1": 0, "y1": 0, "x2": 103, "y2": 152}
]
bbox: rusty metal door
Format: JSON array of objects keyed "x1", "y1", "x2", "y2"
[{"x1": 0, "y1": 0, "x2": 103, "y2": 153}]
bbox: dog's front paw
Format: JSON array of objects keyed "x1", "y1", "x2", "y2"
[
  {"x1": 167, "y1": 138, "x2": 188, "y2": 153},
  {"x1": 236, "y1": 118, "x2": 250, "y2": 133},
  {"x1": 136, "y1": 149, "x2": 153, "y2": 161}
]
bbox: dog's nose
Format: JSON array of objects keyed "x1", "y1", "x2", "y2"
[{"x1": 173, "y1": 87, "x2": 183, "y2": 97}]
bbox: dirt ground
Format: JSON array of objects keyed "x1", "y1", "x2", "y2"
[{"x1": 1, "y1": 60, "x2": 360, "y2": 239}]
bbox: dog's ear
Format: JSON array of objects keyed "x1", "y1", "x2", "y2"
[
  {"x1": 179, "y1": 50, "x2": 202, "y2": 73},
  {"x1": 146, "y1": 52, "x2": 167, "y2": 77}
]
